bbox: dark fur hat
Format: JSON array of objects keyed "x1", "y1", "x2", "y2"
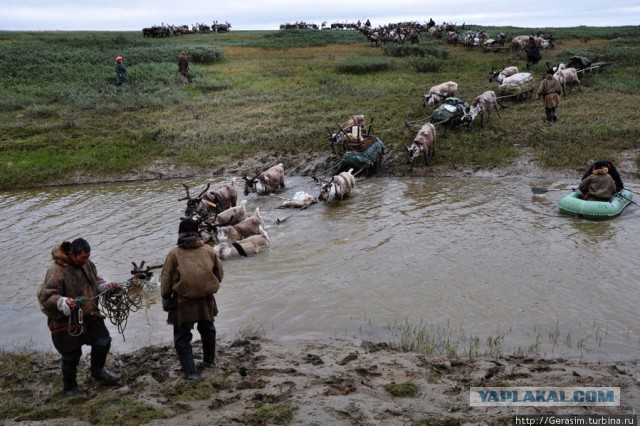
[{"x1": 178, "y1": 218, "x2": 199, "y2": 233}]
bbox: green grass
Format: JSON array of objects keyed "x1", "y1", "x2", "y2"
[
  {"x1": 88, "y1": 396, "x2": 167, "y2": 424},
  {"x1": 0, "y1": 27, "x2": 639, "y2": 189},
  {"x1": 384, "y1": 381, "x2": 420, "y2": 397},
  {"x1": 242, "y1": 402, "x2": 296, "y2": 424}
]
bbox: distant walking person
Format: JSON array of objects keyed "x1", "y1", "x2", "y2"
[
  {"x1": 161, "y1": 218, "x2": 224, "y2": 380},
  {"x1": 178, "y1": 52, "x2": 190, "y2": 78},
  {"x1": 114, "y1": 55, "x2": 128, "y2": 85},
  {"x1": 537, "y1": 68, "x2": 562, "y2": 122}
]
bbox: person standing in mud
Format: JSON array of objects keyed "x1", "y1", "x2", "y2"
[
  {"x1": 114, "y1": 55, "x2": 128, "y2": 85},
  {"x1": 160, "y1": 218, "x2": 224, "y2": 380},
  {"x1": 37, "y1": 238, "x2": 121, "y2": 396},
  {"x1": 177, "y1": 51, "x2": 190, "y2": 79},
  {"x1": 537, "y1": 68, "x2": 562, "y2": 122}
]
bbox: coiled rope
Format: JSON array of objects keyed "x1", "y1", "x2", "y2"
[
  {"x1": 65, "y1": 280, "x2": 143, "y2": 340},
  {"x1": 99, "y1": 280, "x2": 143, "y2": 340}
]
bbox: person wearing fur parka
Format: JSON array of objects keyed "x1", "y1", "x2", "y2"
[
  {"x1": 161, "y1": 218, "x2": 224, "y2": 380},
  {"x1": 38, "y1": 238, "x2": 120, "y2": 396},
  {"x1": 537, "y1": 69, "x2": 562, "y2": 122}
]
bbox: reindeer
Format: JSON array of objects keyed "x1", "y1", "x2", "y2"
[
  {"x1": 207, "y1": 200, "x2": 247, "y2": 227},
  {"x1": 423, "y1": 81, "x2": 458, "y2": 107},
  {"x1": 213, "y1": 226, "x2": 270, "y2": 259},
  {"x1": 213, "y1": 20, "x2": 231, "y2": 33},
  {"x1": 181, "y1": 180, "x2": 238, "y2": 219},
  {"x1": 215, "y1": 208, "x2": 264, "y2": 241},
  {"x1": 489, "y1": 66, "x2": 519, "y2": 83},
  {"x1": 242, "y1": 163, "x2": 285, "y2": 196},
  {"x1": 405, "y1": 123, "x2": 436, "y2": 166},
  {"x1": 461, "y1": 90, "x2": 504, "y2": 128},
  {"x1": 316, "y1": 169, "x2": 356, "y2": 202},
  {"x1": 551, "y1": 62, "x2": 581, "y2": 96},
  {"x1": 277, "y1": 192, "x2": 318, "y2": 209}
]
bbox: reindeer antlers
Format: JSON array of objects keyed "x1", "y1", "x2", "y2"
[
  {"x1": 178, "y1": 182, "x2": 211, "y2": 201},
  {"x1": 130, "y1": 261, "x2": 163, "y2": 280},
  {"x1": 178, "y1": 183, "x2": 191, "y2": 201}
]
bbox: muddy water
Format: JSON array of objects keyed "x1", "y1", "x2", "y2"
[{"x1": 2, "y1": 176, "x2": 639, "y2": 361}]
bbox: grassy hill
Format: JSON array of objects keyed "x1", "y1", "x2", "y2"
[{"x1": 0, "y1": 26, "x2": 639, "y2": 189}]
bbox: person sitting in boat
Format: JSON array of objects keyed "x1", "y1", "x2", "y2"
[
  {"x1": 582, "y1": 160, "x2": 624, "y2": 192},
  {"x1": 578, "y1": 162, "x2": 616, "y2": 201}
]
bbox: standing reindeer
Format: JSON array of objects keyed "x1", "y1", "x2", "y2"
[
  {"x1": 405, "y1": 123, "x2": 436, "y2": 166},
  {"x1": 461, "y1": 90, "x2": 504, "y2": 128},
  {"x1": 316, "y1": 169, "x2": 356, "y2": 202},
  {"x1": 242, "y1": 163, "x2": 285, "y2": 196},
  {"x1": 181, "y1": 180, "x2": 238, "y2": 220}
]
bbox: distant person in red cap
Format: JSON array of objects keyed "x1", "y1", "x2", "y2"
[{"x1": 114, "y1": 55, "x2": 128, "y2": 85}]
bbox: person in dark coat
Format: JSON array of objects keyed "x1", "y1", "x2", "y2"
[
  {"x1": 160, "y1": 218, "x2": 224, "y2": 380},
  {"x1": 114, "y1": 55, "x2": 128, "y2": 85},
  {"x1": 38, "y1": 238, "x2": 121, "y2": 396},
  {"x1": 177, "y1": 52, "x2": 189, "y2": 78},
  {"x1": 582, "y1": 160, "x2": 624, "y2": 192},
  {"x1": 525, "y1": 37, "x2": 542, "y2": 68}
]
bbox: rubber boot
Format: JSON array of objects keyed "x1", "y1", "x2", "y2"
[
  {"x1": 61, "y1": 357, "x2": 85, "y2": 397},
  {"x1": 198, "y1": 321, "x2": 216, "y2": 368},
  {"x1": 552, "y1": 107, "x2": 558, "y2": 122},
  {"x1": 91, "y1": 339, "x2": 119, "y2": 385},
  {"x1": 178, "y1": 350, "x2": 198, "y2": 380},
  {"x1": 545, "y1": 108, "x2": 553, "y2": 122},
  {"x1": 202, "y1": 338, "x2": 216, "y2": 367}
]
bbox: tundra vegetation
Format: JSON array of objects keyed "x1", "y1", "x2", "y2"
[{"x1": 0, "y1": 26, "x2": 639, "y2": 190}]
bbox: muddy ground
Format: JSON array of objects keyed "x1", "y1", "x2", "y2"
[
  {"x1": 3, "y1": 336, "x2": 640, "y2": 426},
  {"x1": 45, "y1": 148, "x2": 640, "y2": 189}
]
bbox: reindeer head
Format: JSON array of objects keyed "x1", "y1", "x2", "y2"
[
  {"x1": 318, "y1": 177, "x2": 335, "y2": 202},
  {"x1": 242, "y1": 175, "x2": 256, "y2": 195},
  {"x1": 489, "y1": 68, "x2": 498, "y2": 82},
  {"x1": 405, "y1": 143, "x2": 421, "y2": 165},
  {"x1": 180, "y1": 183, "x2": 211, "y2": 217},
  {"x1": 461, "y1": 105, "x2": 479, "y2": 127}
]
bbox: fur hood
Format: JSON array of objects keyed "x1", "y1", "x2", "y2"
[{"x1": 50, "y1": 242, "x2": 73, "y2": 267}]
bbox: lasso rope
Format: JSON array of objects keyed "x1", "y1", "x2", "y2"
[
  {"x1": 99, "y1": 280, "x2": 143, "y2": 341},
  {"x1": 65, "y1": 280, "x2": 144, "y2": 340}
]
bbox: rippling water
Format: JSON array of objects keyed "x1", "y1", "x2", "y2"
[{"x1": 2, "y1": 175, "x2": 639, "y2": 361}]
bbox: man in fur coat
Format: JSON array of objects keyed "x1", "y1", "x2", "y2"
[
  {"x1": 38, "y1": 238, "x2": 120, "y2": 396},
  {"x1": 161, "y1": 218, "x2": 224, "y2": 380},
  {"x1": 537, "y1": 68, "x2": 562, "y2": 122}
]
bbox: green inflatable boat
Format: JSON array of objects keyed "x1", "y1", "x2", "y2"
[{"x1": 557, "y1": 189, "x2": 633, "y2": 219}]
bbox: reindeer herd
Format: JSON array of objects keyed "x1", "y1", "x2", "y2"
[
  {"x1": 142, "y1": 20, "x2": 231, "y2": 38},
  {"x1": 403, "y1": 54, "x2": 587, "y2": 166},
  {"x1": 179, "y1": 163, "x2": 356, "y2": 261}
]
